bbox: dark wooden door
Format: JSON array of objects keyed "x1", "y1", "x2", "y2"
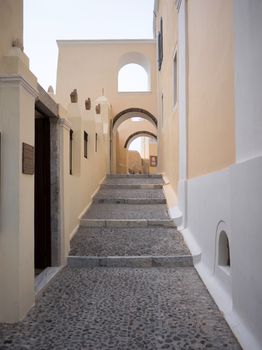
[{"x1": 34, "y1": 116, "x2": 51, "y2": 269}]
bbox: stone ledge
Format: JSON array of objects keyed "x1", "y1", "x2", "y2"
[
  {"x1": 67, "y1": 255, "x2": 193, "y2": 268},
  {"x1": 80, "y1": 219, "x2": 176, "y2": 228},
  {"x1": 35, "y1": 266, "x2": 63, "y2": 298},
  {"x1": 101, "y1": 184, "x2": 163, "y2": 189},
  {"x1": 92, "y1": 198, "x2": 166, "y2": 204},
  {"x1": 106, "y1": 174, "x2": 162, "y2": 178}
]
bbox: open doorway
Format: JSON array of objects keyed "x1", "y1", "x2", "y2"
[
  {"x1": 34, "y1": 111, "x2": 51, "y2": 275},
  {"x1": 127, "y1": 135, "x2": 158, "y2": 174}
]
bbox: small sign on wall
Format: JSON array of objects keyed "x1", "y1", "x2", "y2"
[
  {"x1": 150, "y1": 155, "x2": 158, "y2": 167},
  {"x1": 22, "y1": 143, "x2": 34, "y2": 175}
]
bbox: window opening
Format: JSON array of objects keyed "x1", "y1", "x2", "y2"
[
  {"x1": 84, "y1": 131, "x2": 88, "y2": 159},
  {"x1": 69, "y1": 129, "x2": 73, "y2": 175},
  {"x1": 161, "y1": 93, "x2": 164, "y2": 127},
  {"x1": 173, "y1": 52, "x2": 178, "y2": 107},
  {"x1": 95, "y1": 133, "x2": 98, "y2": 153},
  {"x1": 158, "y1": 17, "x2": 163, "y2": 70},
  {"x1": 118, "y1": 64, "x2": 149, "y2": 92}
]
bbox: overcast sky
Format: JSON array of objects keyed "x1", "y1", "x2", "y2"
[{"x1": 23, "y1": 0, "x2": 155, "y2": 90}]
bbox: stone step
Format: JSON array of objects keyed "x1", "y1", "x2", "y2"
[
  {"x1": 68, "y1": 255, "x2": 193, "y2": 268},
  {"x1": 80, "y1": 219, "x2": 176, "y2": 228},
  {"x1": 106, "y1": 174, "x2": 163, "y2": 178},
  {"x1": 92, "y1": 198, "x2": 166, "y2": 204},
  {"x1": 101, "y1": 183, "x2": 163, "y2": 189},
  {"x1": 82, "y1": 203, "x2": 169, "y2": 221},
  {"x1": 70, "y1": 227, "x2": 189, "y2": 257},
  {"x1": 93, "y1": 188, "x2": 166, "y2": 203},
  {"x1": 103, "y1": 177, "x2": 164, "y2": 186}
]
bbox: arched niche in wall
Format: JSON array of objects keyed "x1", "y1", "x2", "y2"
[
  {"x1": 214, "y1": 221, "x2": 232, "y2": 304},
  {"x1": 218, "y1": 230, "x2": 231, "y2": 268},
  {"x1": 117, "y1": 52, "x2": 151, "y2": 92}
]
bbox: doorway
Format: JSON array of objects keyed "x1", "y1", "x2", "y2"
[{"x1": 34, "y1": 113, "x2": 51, "y2": 274}]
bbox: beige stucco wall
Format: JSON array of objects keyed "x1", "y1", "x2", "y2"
[
  {"x1": 156, "y1": 0, "x2": 179, "y2": 190},
  {"x1": 187, "y1": 0, "x2": 235, "y2": 178},
  {"x1": 59, "y1": 97, "x2": 110, "y2": 247},
  {"x1": 0, "y1": 81, "x2": 36, "y2": 322},
  {"x1": 0, "y1": 0, "x2": 39, "y2": 322},
  {"x1": 0, "y1": 0, "x2": 23, "y2": 57},
  {"x1": 127, "y1": 151, "x2": 143, "y2": 174},
  {"x1": 56, "y1": 40, "x2": 157, "y2": 120},
  {"x1": 0, "y1": 47, "x2": 38, "y2": 322}
]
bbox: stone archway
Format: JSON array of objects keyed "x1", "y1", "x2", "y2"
[
  {"x1": 124, "y1": 131, "x2": 157, "y2": 149},
  {"x1": 112, "y1": 108, "x2": 157, "y2": 130}
]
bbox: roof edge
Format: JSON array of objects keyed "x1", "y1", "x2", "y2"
[{"x1": 57, "y1": 39, "x2": 156, "y2": 47}]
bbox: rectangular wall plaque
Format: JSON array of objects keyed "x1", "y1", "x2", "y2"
[
  {"x1": 150, "y1": 155, "x2": 158, "y2": 167},
  {"x1": 22, "y1": 142, "x2": 34, "y2": 175}
]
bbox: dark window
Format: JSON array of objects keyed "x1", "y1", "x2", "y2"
[
  {"x1": 84, "y1": 131, "x2": 88, "y2": 158},
  {"x1": 69, "y1": 129, "x2": 73, "y2": 175},
  {"x1": 158, "y1": 17, "x2": 163, "y2": 71},
  {"x1": 176, "y1": 0, "x2": 182, "y2": 11},
  {"x1": 173, "y1": 52, "x2": 178, "y2": 107},
  {"x1": 95, "y1": 133, "x2": 98, "y2": 153}
]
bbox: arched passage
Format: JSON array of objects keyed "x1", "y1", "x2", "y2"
[
  {"x1": 113, "y1": 108, "x2": 157, "y2": 130},
  {"x1": 111, "y1": 108, "x2": 158, "y2": 173},
  {"x1": 124, "y1": 131, "x2": 157, "y2": 149}
]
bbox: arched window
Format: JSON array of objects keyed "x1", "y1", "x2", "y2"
[{"x1": 118, "y1": 63, "x2": 149, "y2": 92}]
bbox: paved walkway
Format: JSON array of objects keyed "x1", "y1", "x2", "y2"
[{"x1": 0, "y1": 175, "x2": 241, "y2": 350}]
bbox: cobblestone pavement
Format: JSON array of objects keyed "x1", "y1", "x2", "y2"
[
  {"x1": 0, "y1": 267, "x2": 241, "y2": 350},
  {"x1": 83, "y1": 203, "x2": 169, "y2": 220},
  {"x1": 70, "y1": 227, "x2": 190, "y2": 256}
]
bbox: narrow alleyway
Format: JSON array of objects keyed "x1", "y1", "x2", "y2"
[{"x1": 0, "y1": 175, "x2": 241, "y2": 350}]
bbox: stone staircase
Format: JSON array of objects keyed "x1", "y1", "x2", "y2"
[
  {"x1": 68, "y1": 174, "x2": 193, "y2": 268},
  {"x1": 0, "y1": 174, "x2": 242, "y2": 350}
]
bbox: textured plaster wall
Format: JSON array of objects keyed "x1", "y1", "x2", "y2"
[
  {"x1": 180, "y1": 1, "x2": 262, "y2": 349},
  {"x1": 0, "y1": 0, "x2": 38, "y2": 322},
  {"x1": 56, "y1": 40, "x2": 157, "y2": 120},
  {"x1": 229, "y1": 1, "x2": 262, "y2": 348},
  {"x1": 156, "y1": 0, "x2": 179, "y2": 191},
  {"x1": 187, "y1": 0, "x2": 235, "y2": 178},
  {"x1": 0, "y1": 0, "x2": 23, "y2": 57},
  {"x1": 127, "y1": 151, "x2": 143, "y2": 173},
  {"x1": 0, "y1": 64, "x2": 37, "y2": 322},
  {"x1": 234, "y1": 0, "x2": 262, "y2": 162},
  {"x1": 60, "y1": 98, "x2": 110, "y2": 248}
]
